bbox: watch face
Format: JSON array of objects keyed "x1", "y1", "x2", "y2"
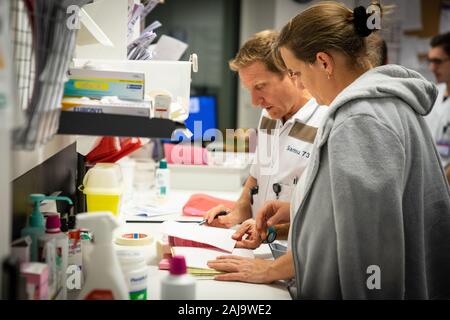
[
  {"x1": 266, "y1": 231, "x2": 277, "y2": 243},
  {"x1": 263, "y1": 226, "x2": 277, "y2": 244}
]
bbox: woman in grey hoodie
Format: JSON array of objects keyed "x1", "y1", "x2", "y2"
[{"x1": 258, "y1": 2, "x2": 450, "y2": 299}]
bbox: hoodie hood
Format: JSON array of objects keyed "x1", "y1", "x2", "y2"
[
  {"x1": 316, "y1": 65, "x2": 438, "y2": 148},
  {"x1": 329, "y1": 64, "x2": 438, "y2": 117}
]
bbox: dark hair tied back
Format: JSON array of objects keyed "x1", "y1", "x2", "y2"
[{"x1": 353, "y1": 6, "x2": 373, "y2": 38}]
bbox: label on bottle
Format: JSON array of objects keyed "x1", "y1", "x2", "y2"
[
  {"x1": 129, "y1": 288, "x2": 147, "y2": 300},
  {"x1": 155, "y1": 169, "x2": 170, "y2": 197}
]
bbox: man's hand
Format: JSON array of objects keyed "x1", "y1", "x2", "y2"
[
  {"x1": 203, "y1": 205, "x2": 241, "y2": 228},
  {"x1": 207, "y1": 256, "x2": 275, "y2": 283},
  {"x1": 232, "y1": 219, "x2": 262, "y2": 249},
  {"x1": 255, "y1": 201, "x2": 291, "y2": 241}
]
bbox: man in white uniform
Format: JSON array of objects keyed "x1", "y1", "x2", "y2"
[
  {"x1": 205, "y1": 30, "x2": 327, "y2": 283},
  {"x1": 205, "y1": 30, "x2": 327, "y2": 230},
  {"x1": 426, "y1": 32, "x2": 450, "y2": 183}
]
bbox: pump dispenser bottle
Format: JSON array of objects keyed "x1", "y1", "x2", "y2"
[
  {"x1": 21, "y1": 194, "x2": 73, "y2": 261},
  {"x1": 76, "y1": 212, "x2": 129, "y2": 300}
]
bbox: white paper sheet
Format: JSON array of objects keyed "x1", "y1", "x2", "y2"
[
  {"x1": 162, "y1": 220, "x2": 237, "y2": 252},
  {"x1": 151, "y1": 35, "x2": 188, "y2": 61},
  {"x1": 172, "y1": 246, "x2": 254, "y2": 270}
]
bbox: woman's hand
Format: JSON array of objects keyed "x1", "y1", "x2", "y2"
[
  {"x1": 232, "y1": 219, "x2": 262, "y2": 249},
  {"x1": 207, "y1": 256, "x2": 276, "y2": 283},
  {"x1": 255, "y1": 201, "x2": 291, "y2": 241}
]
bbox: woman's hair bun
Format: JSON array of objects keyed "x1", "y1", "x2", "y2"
[{"x1": 353, "y1": 6, "x2": 374, "y2": 38}]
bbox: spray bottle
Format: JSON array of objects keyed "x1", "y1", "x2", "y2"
[
  {"x1": 76, "y1": 212, "x2": 129, "y2": 300},
  {"x1": 21, "y1": 194, "x2": 73, "y2": 262},
  {"x1": 38, "y1": 214, "x2": 69, "y2": 300}
]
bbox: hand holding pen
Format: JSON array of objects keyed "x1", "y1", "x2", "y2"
[
  {"x1": 199, "y1": 210, "x2": 229, "y2": 226},
  {"x1": 202, "y1": 206, "x2": 239, "y2": 228}
]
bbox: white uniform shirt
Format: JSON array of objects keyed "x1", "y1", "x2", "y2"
[
  {"x1": 249, "y1": 98, "x2": 328, "y2": 217},
  {"x1": 425, "y1": 83, "x2": 450, "y2": 168}
]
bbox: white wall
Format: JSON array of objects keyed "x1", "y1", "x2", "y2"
[
  {"x1": 274, "y1": 0, "x2": 355, "y2": 30},
  {"x1": 12, "y1": 135, "x2": 77, "y2": 180},
  {"x1": 75, "y1": 0, "x2": 129, "y2": 60}
]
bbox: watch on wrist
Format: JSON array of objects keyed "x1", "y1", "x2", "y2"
[{"x1": 262, "y1": 226, "x2": 277, "y2": 244}]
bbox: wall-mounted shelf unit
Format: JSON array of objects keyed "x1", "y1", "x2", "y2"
[{"x1": 57, "y1": 111, "x2": 186, "y2": 139}]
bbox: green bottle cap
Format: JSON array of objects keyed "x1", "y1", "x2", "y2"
[{"x1": 159, "y1": 159, "x2": 168, "y2": 169}]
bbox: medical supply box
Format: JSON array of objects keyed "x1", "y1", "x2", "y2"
[{"x1": 64, "y1": 68, "x2": 145, "y2": 101}]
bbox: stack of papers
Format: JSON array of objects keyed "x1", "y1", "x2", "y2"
[
  {"x1": 163, "y1": 221, "x2": 254, "y2": 277},
  {"x1": 172, "y1": 247, "x2": 254, "y2": 276},
  {"x1": 162, "y1": 221, "x2": 236, "y2": 252}
]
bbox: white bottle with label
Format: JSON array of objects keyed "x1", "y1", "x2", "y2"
[
  {"x1": 160, "y1": 255, "x2": 196, "y2": 300},
  {"x1": 154, "y1": 94, "x2": 171, "y2": 119},
  {"x1": 38, "y1": 214, "x2": 68, "y2": 300},
  {"x1": 155, "y1": 159, "x2": 170, "y2": 198},
  {"x1": 116, "y1": 250, "x2": 148, "y2": 300}
]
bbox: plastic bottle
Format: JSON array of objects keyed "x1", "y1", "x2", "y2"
[
  {"x1": 155, "y1": 159, "x2": 170, "y2": 198},
  {"x1": 76, "y1": 212, "x2": 129, "y2": 300},
  {"x1": 21, "y1": 194, "x2": 73, "y2": 262},
  {"x1": 38, "y1": 214, "x2": 69, "y2": 300},
  {"x1": 116, "y1": 250, "x2": 148, "y2": 300},
  {"x1": 67, "y1": 213, "x2": 82, "y2": 280},
  {"x1": 66, "y1": 213, "x2": 83, "y2": 299},
  {"x1": 160, "y1": 256, "x2": 196, "y2": 300}
]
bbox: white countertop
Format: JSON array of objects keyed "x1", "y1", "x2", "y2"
[{"x1": 114, "y1": 187, "x2": 292, "y2": 300}]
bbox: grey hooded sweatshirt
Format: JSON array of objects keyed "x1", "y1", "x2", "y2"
[{"x1": 291, "y1": 65, "x2": 450, "y2": 299}]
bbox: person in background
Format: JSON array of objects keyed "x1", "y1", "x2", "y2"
[
  {"x1": 205, "y1": 30, "x2": 328, "y2": 283},
  {"x1": 426, "y1": 32, "x2": 450, "y2": 184},
  {"x1": 253, "y1": 1, "x2": 450, "y2": 299}
]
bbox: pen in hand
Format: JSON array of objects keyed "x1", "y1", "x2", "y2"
[{"x1": 199, "y1": 211, "x2": 229, "y2": 226}]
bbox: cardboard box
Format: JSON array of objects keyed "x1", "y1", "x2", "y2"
[
  {"x1": 62, "y1": 97, "x2": 152, "y2": 117},
  {"x1": 64, "y1": 68, "x2": 145, "y2": 101}
]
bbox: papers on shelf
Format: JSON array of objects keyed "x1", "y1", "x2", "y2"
[{"x1": 151, "y1": 35, "x2": 188, "y2": 61}]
